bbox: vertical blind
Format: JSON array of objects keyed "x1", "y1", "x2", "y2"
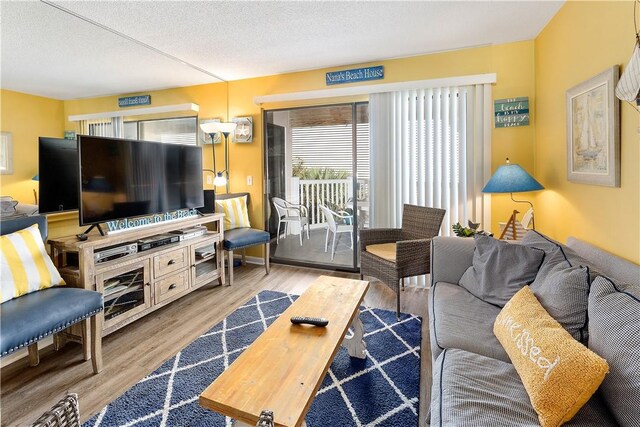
[{"x1": 369, "y1": 85, "x2": 491, "y2": 284}]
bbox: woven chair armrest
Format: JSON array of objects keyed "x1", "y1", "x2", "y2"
[
  {"x1": 360, "y1": 228, "x2": 402, "y2": 248},
  {"x1": 395, "y1": 238, "x2": 433, "y2": 268}
]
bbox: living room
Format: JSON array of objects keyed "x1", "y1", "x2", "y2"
[{"x1": 1, "y1": 1, "x2": 638, "y2": 426}]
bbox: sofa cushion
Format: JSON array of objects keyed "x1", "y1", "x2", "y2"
[
  {"x1": 430, "y1": 348, "x2": 618, "y2": 427},
  {"x1": 523, "y1": 231, "x2": 598, "y2": 344},
  {"x1": 365, "y1": 243, "x2": 396, "y2": 262},
  {"x1": 429, "y1": 282, "x2": 509, "y2": 363},
  {"x1": 223, "y1": 227, "x2": 269, "y2": 251},
  {"x1": 0, "y1": 287, "x2": 103, "y2": 356},
  {"x1": 458, "y1": 234, "x2": 544, "y2": 307},
  {"x1": 494, "y1": 287, "x2": 609, "y2": 427},
  {"x1": 529, "y1": 250, "x2": 591, "y2": 343},
  {"x1": 588, "y1": 276, "x2": 640, "y2": 426},
  {"x1": 0, "y1": 224, "x2": 66, "y2": 303}
]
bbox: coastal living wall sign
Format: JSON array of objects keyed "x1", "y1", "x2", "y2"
[
  {"x1": 118, "y1": 95, "x2": 151, "y2": 108},
  {"x1": 494, "y1": 97, "x2": 529, "y2": 128},
  {"x1": 326, "y1": 65, "x2": 384, "y2": 85}
]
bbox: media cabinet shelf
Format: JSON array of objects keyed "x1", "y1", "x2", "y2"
[{"x1": 48, "y1": 214, "x2": 225, "y2": 341}]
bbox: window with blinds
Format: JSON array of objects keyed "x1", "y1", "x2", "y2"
[
  {"x1": 291, "y1": 123, "x2": 370, "y2": 179},
  {"x1": 116, "y1": 117, "x2": 198, "y2": 145}
]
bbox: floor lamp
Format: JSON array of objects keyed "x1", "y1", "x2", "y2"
[
  {"x1": 200, "y1": 122, "x2": 236, "y2": 193},
  {"x1": 482, "y1": 158, "x2": 544, "y2": 240}
]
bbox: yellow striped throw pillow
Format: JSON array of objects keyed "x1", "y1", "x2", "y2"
[
  {"x1": 0, "y1": 224, "x2": 65, "y2": 303},
  {"x1": 216, "y1": 196, "x2": 251, "y2": 231}
]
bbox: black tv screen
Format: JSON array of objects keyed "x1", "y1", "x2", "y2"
[
  {"x1": 39, "y1": 137, "x2": 79, "y2": 214},
  {"x1": 78, "y1": 135, "x2": 204, "y2": 225}
]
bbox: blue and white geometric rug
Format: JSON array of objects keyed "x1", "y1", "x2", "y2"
[{"x1": 83, "y1": 290, "x2": 421, "y2": 427}]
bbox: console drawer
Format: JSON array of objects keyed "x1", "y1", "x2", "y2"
[
  {"x1": 154, "y1": 247, "x2": 189, "y2": 278},
  {"x1": 155, "y1": 270, "x2": 189, "y2": 303}
]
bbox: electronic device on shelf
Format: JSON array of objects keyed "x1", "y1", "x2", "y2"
[
  {"x1": 169, "y1": 226, "x2": 208, "y2": 241},
  {"x1": 137, "y1": 233, "x2": 180, "y2": 252},
  {"x1": 94, "y1": 242, "x2": 138, "y2": 264},
  {"x1": 77, "y1": 135, "x2": 204, "y2": 227}
]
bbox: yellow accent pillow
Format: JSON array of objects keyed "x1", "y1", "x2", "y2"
[
  {"x1": 493, "y1": 286, "x2": 609, "y2": 427},
  {"x1": 215, "y1": 196, "x2": 251, "y2": 231},
  {"x1": 366, "y1": 243, "x2": 396, "y2": 262},
  {"x1": 0, "y1": 224, "x2": 65, "y2": 303}
]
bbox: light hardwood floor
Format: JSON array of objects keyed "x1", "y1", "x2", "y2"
[{"x1": 0, "y1": 264, "x2": 432, "y2": 426}]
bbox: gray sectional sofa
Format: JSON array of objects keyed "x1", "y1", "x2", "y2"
[{"x1": 428, "y1": 232, "x2": 640, "y2": 426}]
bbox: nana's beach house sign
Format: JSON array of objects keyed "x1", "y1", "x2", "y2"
[{"x1": 326, "y1": 66, "x2": 384, "y2": 85}]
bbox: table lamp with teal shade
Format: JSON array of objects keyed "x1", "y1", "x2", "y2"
[{"x1": 482, "y1": 158, "x2": 544, "y2": 239}]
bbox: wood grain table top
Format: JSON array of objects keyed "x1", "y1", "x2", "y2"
[{"x1": 199, "y1": 275, "x2": 369, "y2": 427}]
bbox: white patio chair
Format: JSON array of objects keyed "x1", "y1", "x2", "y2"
[
  {"x1": 272, "y1": 197, "x2": 310, "y2": 246},
  {"x1": 319, "y1": 204, "x2": 353, "y2": 261}
]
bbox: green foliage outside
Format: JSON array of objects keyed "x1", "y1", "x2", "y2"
[{"x1": 292, "y1": 157, "x2": 350, "y2": 180}]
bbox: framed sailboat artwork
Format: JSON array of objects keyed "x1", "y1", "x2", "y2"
[{"x1": 566, "y1": 65, "x2": 620, "y2": 187}]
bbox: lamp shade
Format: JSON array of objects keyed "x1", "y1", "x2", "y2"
[
  {"x1": 199, "y1": 122, "x2": 237, "y2": 135},
  {"x1": 482, "y1": 161, "x2": 544, "y2": 193},
  {"x1": 213, "y1": 172, "x2": 227, "y2": 187}
]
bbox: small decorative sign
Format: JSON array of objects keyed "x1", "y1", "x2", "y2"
[
  {"x1": 118, "y1": 95, "x2": 151, "y2": 108},
  {"x1": 64, "y1": 131, "x2": 76, "y2": 140},
  {"x1": 326, "y1": 65, "x2": 384, "y2": 86},
  {"x1": 105, "y1": 208, "x2": 199, "y2": 233},
  {"x1": 494, "y1": 97, "x2": 530, "y2": 128}
]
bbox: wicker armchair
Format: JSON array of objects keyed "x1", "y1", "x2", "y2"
[
  {"x1": 360, "y1": 204, "x2": 446, "y2": 319},
  {"x1": 31, "y1": 394, "x2": 80, "y2": 427}
]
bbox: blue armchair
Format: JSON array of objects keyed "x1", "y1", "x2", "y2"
[{"x1": 0, "y1": 215, "x2": 104, "y2": 374}]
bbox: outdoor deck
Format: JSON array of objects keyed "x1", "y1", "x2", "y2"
[{"x1": 270, "y1": 228, "x2": 357, "y2": 268}]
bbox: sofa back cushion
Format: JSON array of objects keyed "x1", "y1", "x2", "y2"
[
  {"x1": 458, "y1": 234, "x2": 544, "y2": 307},
  {"x1": 494, "y1": 286, "x2": 609, "y2": 427},
  {"x1": 588, "y1": 276, "x2": 640, "y2": 426},
  {"x1": 0, "y1": 224, "x2": 65, "y2": 303}
]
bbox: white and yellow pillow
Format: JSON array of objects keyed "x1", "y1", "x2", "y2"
[
  {"x1": 215, "y1": 196, "x2": 251, "y2": 231},
  {"x1": 0, "y1": 224, "x2": 65, "y2": 303}
]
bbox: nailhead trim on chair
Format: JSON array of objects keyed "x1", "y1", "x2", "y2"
[{"x1": 1, "y1": 307, "x2": 103, "y2": 357}]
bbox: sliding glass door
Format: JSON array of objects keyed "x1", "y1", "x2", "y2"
[{"x1": 264, "y1": 103, "x2": 369, "y2": 271}]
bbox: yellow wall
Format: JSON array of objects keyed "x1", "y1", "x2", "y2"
[
  {"x1": 0, "y1": 89, "x2": 64, "y2": 204},
  {"x1": 534, "y1": 1, "x2": 640, "y2": 263},
  {"x1": 58, "y1": 40, "x2": 537, "y2": 253}
]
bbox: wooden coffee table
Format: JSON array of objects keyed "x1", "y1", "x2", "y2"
[{"x1": 199, "y1": 275, "x2": 370, "y2": 427}]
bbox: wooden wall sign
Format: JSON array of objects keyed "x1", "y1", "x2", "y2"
[
  {"x1": 118, "y1": 95, "x2": 151, "y2": 108},
  {"x1": 326, "y1": 66, "x2": 384, "y2": 85},
  {"x1": 494, "y1": 97, "x2": 530, "y2": 128}
]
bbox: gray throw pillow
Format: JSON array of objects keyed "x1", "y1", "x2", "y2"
[
  {"x1": 529, "y1": 252, "x2": 590, "y2": 343},
  {"x1": 588, "y1": 276, "x2": 640, "y2": 426},
  {"x1": 522, "y1": 230, "x2": 600, "y2": 282},
  {"x1": 458, "y1": 234, "x2": 544, "y2": 307},
  {"x1": 524, "y1": 233, "x2": 595, "y2": 344}
]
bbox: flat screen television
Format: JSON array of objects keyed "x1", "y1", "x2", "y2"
[
  {"x1": 38, "y1": 137, "x2": 79, "y2": 214},
  {"x1": 78, "y1": 135, "x2": 204, "y2": 226}
]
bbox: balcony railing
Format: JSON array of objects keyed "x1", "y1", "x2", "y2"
[{"x1": 292, "y1": 178, "x2": 368, "y2": 229}]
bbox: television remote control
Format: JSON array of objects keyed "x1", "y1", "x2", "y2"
[{"x1": 290, "y1": 316, "x2": 329, "y2": 327}]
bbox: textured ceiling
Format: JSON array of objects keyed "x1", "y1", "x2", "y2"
[{"x1": 0, "y1": 1, "x2": 563, "y2": 100}]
